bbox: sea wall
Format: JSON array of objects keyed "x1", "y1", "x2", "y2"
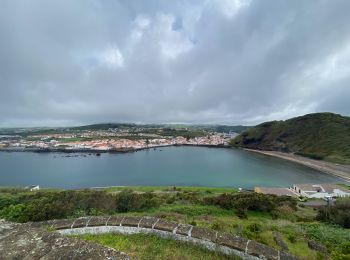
[{"x1": 29, "y1": 216, "x2": 298, "y2": 260}]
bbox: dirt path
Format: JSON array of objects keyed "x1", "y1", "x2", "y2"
[{"x1": 244, "y1": 149, "x2": 350, "y2": 183}]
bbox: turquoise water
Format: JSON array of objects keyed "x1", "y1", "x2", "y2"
[{"x1": 0, "y1": 146, "x2": 342, "y2": 189}]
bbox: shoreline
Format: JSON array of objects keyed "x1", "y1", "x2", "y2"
[{"x1": 244, "y1": 148, "x2": 350, "y2": 183}]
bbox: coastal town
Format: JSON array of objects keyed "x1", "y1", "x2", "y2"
[{"x1": 0, "y1": 127, "x2": 237, "y2": 152}]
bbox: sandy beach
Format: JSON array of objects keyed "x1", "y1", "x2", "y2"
[{"x1": 244, "y1": 149, "x2": 350, "y2": 183}]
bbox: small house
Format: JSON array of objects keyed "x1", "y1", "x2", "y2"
[{"x1": 29, "y1": 185, "x2": 40, "y2": 191}]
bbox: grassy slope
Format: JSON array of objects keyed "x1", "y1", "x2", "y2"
[
  {"x1": 231, "y1": 113, "x2": 350, "y2": 163},
  {"x1": 1, "y1": 187, "x2": 349, "y2": 259},
  {"x1": 87, "y1": 187, "x2": 348, "y2": 259},
  {"x1": 109, "y1": 205, "x2": 321, "y2": 259}
]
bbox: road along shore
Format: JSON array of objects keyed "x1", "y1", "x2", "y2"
[{"x1": 244, "y1": 149, "x2": 350, "y2": 183}]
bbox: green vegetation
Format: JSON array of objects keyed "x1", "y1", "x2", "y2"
[
  {"x1": 203, "y1": 192, "x2": 297, "y2": 219},
  {"x1": 1, "y1": 186, "x2": 349, "y2": 259},
  {"x1": 0, "y1": 122, "x2": 250, "y2": 140},
  {"x1": 70, "y1": 123, "x2": 136, "y2": 131},
  {"x1": 316, "y1": 197, "x2": 350, "y2": 228},
  {"x1": 189, "y1": 125, "x2": 251, "y2": 134},
  {"x1": 74, "y1": 233, "x2": 238, "y2": 260},
  {"x1": 134, "y1": 127, "x2": 207, "y2": 138},
  {"x1": 232, "y1": 112, "x2": 350, "y2": 163}
]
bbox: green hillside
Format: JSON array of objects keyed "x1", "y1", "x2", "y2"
[{"x1": 231, "y1": 113, "x2": 350, "y2": 164}]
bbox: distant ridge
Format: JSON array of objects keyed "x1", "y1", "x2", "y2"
[
  {"x1": 0, "y1": 123, "x2": 251, "y2": 135},
  {"x1": 232, "y1": 112, "x2": 350, "y2": 164},
  {"x1": 70, "y1": 123, "x2": 136, "y2": 130},
  {"x1": 70, "y1": 123, "x2": 251, "y2": 133}
]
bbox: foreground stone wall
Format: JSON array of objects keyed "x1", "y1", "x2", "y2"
[
  {"x1": 30, "y1": 216, "x2": 298, "y2": 260},
  {"x1": 0, "y1": 220, "x2": 129, "y2": 260}
]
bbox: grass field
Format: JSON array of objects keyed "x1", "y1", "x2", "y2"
[{"x1": 75, "y1": 233, "x2": 239, "y2": 260}]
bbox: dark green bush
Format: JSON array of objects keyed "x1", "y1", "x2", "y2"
[
  {"x1": 115, "y1": 190, "x2": 160, "y2": 212},
  {"x1": 317, "y1": 197, "x2": 350, "y2": 228},
  {"x1": 0, "y1": 196, "x2": 18, "y2": 210},
  {"x1": 0, "y1": 204, "x2": 26, "y2": 222},
  {"x1": 235, "y1": 208, "x2": 247, "y2": 219},
  {"x1": 0, "y1": 190, "x2": 116, "y2": 222},
  {"x1": 203, "y1": 192, "x2": 297, "y2": 218}
]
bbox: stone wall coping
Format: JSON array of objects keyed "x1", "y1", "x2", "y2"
[{"x1": 29, "y1": 216, "x2": 298, "y2": 260}]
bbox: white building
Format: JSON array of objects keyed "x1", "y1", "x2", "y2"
[
  {"x1": 28, "y1": 185, "x2": 40, "y2": 191},
  {"x1": 293, "y1": 183, "x2": 350, "y2": 199}
]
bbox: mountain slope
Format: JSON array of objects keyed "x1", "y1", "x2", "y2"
[{"x1": 231, "y1": 113, "x2": 350, "y2": 163}]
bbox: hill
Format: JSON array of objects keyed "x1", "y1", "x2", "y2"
[
  {"x1": 70, "y1": 123, "x2": 136, "y2": 131},
  {"x1": 193, "y1": 125, "x2": 251, "y2": 133},
  {"x1": 231, "y1": 113, "x2": 350, "y2": 163}
]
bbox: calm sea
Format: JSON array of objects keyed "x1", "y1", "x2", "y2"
[{"x1": 0, "y1": 146, "x2": 343, "y2": 189}]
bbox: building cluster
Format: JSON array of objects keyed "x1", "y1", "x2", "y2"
[
  {"x1": 255, "y1": 183, "x2": 350, "y2": 200},
  {"x1": 0, "y1": 131, "x2": 230, "y2": 151},
  {"x1": 57, "y1": 133, "x2": 229, "y2": 150}
]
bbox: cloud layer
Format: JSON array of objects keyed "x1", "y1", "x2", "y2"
[{"x1": 1, "y1": 0, "x2": 350, "y2": 127}]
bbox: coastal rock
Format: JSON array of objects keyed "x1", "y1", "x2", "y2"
[{"x1": 0, "y1": 220, "x2": 129, "y2": 259}]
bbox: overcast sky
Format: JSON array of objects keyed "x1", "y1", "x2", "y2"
[{"x1": 1, "y1": 0, "x2": 350, "y2": 127}]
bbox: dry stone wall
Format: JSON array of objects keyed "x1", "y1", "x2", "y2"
[{"x1": 29, "y1": 216, "x2": 299, "y2": 260}]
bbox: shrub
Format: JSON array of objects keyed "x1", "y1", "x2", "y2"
[
  {"x1": 165, "y1": 196, "x2": 176, "y2": 204},
  {"x1": 0, "y1": 190, "x2": 117, "y2": 222},
  {"x1": 300, "y1": 223, "x2": 350, "y2": 248},
  {"x1": 271, "y1": 205, "x2": 296, "y2": 221},
  {"x1": 235, "y1": 208, "x2": 247, "y2": 219},
  {"x1": 0, "y1": 196, "x2": 18, "y2": 211},
  {"x1": 317, "y1": 197, "x2": 350, "y2": 228},
  {"x1": 0, "y1": 204, "x2": 26, "y2": 222},
  {"x1": 203, "y1": 192, "x2": 297, "y2": 218},
  {"x1": 115, "y1": 190, "x2": 160, "y2": 212},
  {"x1": 287, "y1": 233, "x2": 297, "y2": 243},
  {"x1": 331, "y1": 242, "x2": 350, "y2": 260},
  {"x1": 210, "y1": 219, "x2": 229, "y2": 232},
  {"x1": 243, "y1": 223, "x2": 263, "y2": 240},
  {"x1": 247, "y1": 222, "x2": 263, "y2": 233},
  {"x1": 189, "y1": 220, "x2": 197, "y2": 226}
]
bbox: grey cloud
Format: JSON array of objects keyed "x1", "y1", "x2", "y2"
[{"x1": 0, "y1": 0, "x2": 350, "y2": 127}]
